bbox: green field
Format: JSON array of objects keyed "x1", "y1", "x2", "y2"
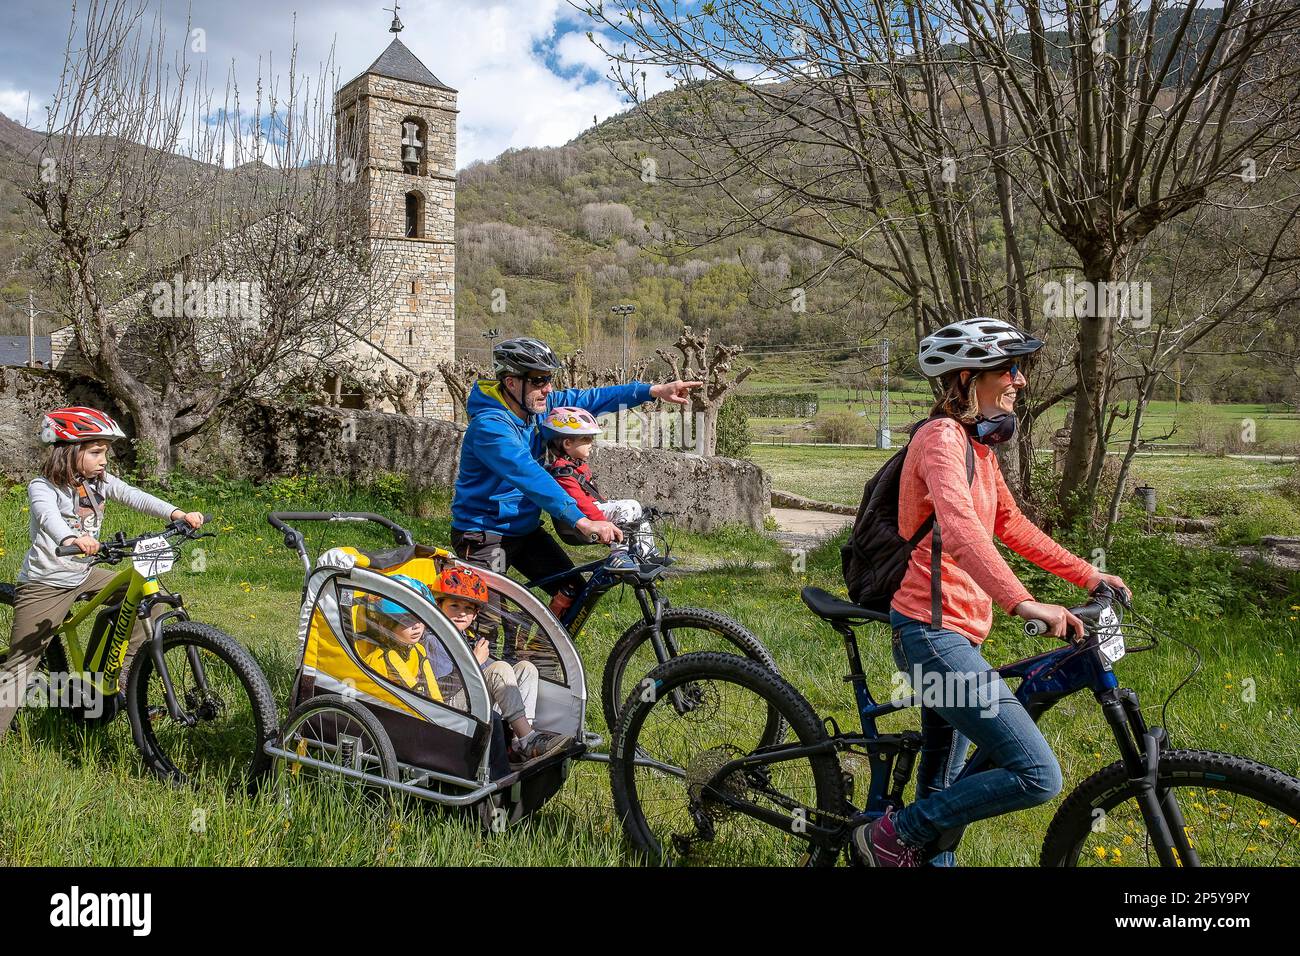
[{"x1": 1, "y1": 470, "x2": 1298, "y2": 865}]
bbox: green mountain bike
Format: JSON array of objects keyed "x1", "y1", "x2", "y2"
[{"x1": 1, "y1": 516, "x2": 277, "y2": 789}]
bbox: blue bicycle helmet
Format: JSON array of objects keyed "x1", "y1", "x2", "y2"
[{"x1": 370, "y1": 574, "x2": 435, "y2": 619}]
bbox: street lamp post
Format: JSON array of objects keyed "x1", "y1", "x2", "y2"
[{"x1": 610, "y1": 304, "x2": 636, "y2": 377}]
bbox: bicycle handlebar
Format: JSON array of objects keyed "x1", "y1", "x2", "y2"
[
  {"x1": 55, "y1": 513, "x2": 215, "y2": 560},
  {"x1": 1022, "y1": 581, "x2": 1131, "y2": 639}
]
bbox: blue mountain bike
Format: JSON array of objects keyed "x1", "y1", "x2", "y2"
[{"x1": 609, "y1": 583, "x2": 1300, "y2": 866}]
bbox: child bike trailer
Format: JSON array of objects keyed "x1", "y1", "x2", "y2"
[{"x1": 266, "y1": 512, "x2": 587, "y2": 829}]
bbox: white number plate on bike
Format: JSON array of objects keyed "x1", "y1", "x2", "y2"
[
  {"x1": 1097, "y1": 606, "x2": 1125, "y2": 664},
  {"x1": 132, "y1": 535, "x2": 175, "y2": 575}
]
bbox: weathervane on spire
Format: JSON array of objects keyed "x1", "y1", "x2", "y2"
[{"x1": 386, "y1": 2, "x2": 403, "y2": 34}]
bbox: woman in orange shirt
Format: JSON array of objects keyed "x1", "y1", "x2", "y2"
[{"x1": 853, "y1": 318, "x2": 1130, "y2": 867}]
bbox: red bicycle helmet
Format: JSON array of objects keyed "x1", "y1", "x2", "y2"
[{"x1": 40, "y1": 406, "x2": 127, "y2": 445}]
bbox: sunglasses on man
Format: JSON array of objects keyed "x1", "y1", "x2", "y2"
[{"x1": 525, "y1": 374, "x2": 554, "y2": 388}]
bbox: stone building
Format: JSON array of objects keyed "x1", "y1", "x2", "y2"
[
  {"x1": 49, "y1": 17, "x2": 459, "y2": 419},
  {"x1": 332, "y1": 18, "x2": 459, "y2": 418}
]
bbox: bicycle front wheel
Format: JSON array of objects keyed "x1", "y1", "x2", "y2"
[
  {"x1": 601, "y1": 607, "x2": 784, "y2": 743},
  {"x1": 127, "y1": 621, "x2": 278, "y2": 790},
  {"x1": 610, "y1": 652, "x2": 846, "y2": 867},
  {"x1": 1042, "y1": 749, "x2": 1300, "y2": 866}
]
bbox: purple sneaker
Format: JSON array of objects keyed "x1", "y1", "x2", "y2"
[{"x1": 851, "y1": 807, "x2": 924, "y2": 867}]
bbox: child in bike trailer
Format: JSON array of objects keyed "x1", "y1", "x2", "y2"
[
  {"x1": 0, "y1": 407, "x2": 204, "y2": 740},
  {"x1": 851, "y1": 319, "x2": 1129, "y2": 868},
  {"x1": 358, "y1": 575, "x2": 453, "y2": 704},
  {"x1": 429, "y1": 565, "x2": 572, "y2": 763},
  {"x1": 540, "y1": 406, "x2": 654, "y2": 573}
]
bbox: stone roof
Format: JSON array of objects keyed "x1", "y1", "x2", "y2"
[{"x1": 352, "y1": 38, "x2": 455, "y2": 92}]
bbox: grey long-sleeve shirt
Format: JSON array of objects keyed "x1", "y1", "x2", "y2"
[{"x1": 18, "y1": 473, "x2": 178, "y2": 589}]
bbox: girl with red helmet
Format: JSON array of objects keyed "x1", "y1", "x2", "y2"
[
  {"x1": 432, "y1": 564, "x2": 572, "y2": 763},
  {"x1": 0, "y1": 407, "x2": 206, "y2": 740}
]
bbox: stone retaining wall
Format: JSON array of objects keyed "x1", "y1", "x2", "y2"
[{"x1": 0, "y1": 367, "x2": 769, "y2": 531}]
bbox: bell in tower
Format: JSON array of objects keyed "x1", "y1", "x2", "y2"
[{"x1": 402, "y1": 120, "x2": 423, "y2": 174}]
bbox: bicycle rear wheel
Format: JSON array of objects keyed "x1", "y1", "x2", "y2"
[
  {"x1": 1042, "y1": 749, "x2": 1300, "y2": 866},
  {"x1": 610, "y1": 652, "x2": 846, "y2": 866},
  {"x1": 127, "y1": 621, "x2": 277, "y2": 791}
]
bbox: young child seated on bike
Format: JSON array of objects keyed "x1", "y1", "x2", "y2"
[
  {"x1": 540, "y1": 406, "x2": 654, "y2": 570},
  {"x1": 0, "y1": 406, "x2": 204, "y2": 740},
  {"x1": 430, "y1": 565, "x2": 572, "y2": 763}
]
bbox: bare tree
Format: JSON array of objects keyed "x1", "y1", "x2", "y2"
[
  {"x1": 437, "y1": 356, "x2": 487, "y2": 422},
  {"x1": 580, "y1": 0, "x2": 1300, "y2": 523},
  {"x1": 15, "y1": 0, "x2": 399, "y2": 476}
]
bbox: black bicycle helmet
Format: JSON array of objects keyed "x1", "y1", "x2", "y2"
[{"x1": 493, "y1": 337, "x2": 561, "y2": 378}]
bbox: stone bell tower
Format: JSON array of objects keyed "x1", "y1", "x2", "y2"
[{"x1": 334, "y1": 6, "x2": 456, "y2": 418}]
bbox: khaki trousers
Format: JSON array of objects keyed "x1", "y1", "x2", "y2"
[{"x1": 0, "y1": 567, "x2": 157, "y2": 739}]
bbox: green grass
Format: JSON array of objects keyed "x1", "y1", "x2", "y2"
[
  {"x1": 751, "y1": 445, "x2": 895, "y2": 505},
  {"x1": 1, "y1": 471, "x2": 1298, "y2": 866}
]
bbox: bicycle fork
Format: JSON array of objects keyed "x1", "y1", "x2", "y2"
[
  {"x1": 634, "y1": 586, "x2": 696, "y2": 716},
  {"x1": 1098, "y1": 687, "x2": 1200, "y2": 867}
]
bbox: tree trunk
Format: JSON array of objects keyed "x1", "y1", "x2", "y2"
[{"x1": 1057, "y1": 262, "x2": 1116, "y2": 527}]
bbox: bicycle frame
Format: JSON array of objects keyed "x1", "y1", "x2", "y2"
[
  {"x1": 53, "y1": 561, "x2": 193, "y2": 721},
  {"x1": 57, "y1": 563, "x2": 149, "y2": 696},
  {"x1": 526, "y1": 558, "x2": 669, "y2": 640}
]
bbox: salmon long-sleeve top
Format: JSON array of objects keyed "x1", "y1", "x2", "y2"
[{"x1": 891, "y1": 417, "x2": 1097, "y2": 644}]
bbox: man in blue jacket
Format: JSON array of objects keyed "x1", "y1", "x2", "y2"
[{"x1": 451, "y1": 337, "x2": 700, "y2": 600}]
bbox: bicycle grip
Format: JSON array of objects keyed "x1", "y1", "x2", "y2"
[
  {"x1": 1023, "y1": 619, "x2": 1049, "y2": 637},
  {"x1": 56, "y1": 544, "x2": 84, "y2": 557}
]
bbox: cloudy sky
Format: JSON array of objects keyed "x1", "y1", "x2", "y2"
[{"x1": 0, "y1": 0, "x2": 666, "y2": 168}]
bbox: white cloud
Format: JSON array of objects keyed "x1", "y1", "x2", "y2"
[
  {"x1": 555, "y1": 30, "x2": 613, "y2": 75},
  {"x1": 0, "y1": 87, "x2": 40, "y2": 123},
  {"x1": 354, "y1": 0, "x2": 630, "y2": 166}
]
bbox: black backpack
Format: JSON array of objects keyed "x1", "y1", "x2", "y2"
[{"x1": 840, "y1": 420, "x2": 975, "y2": 623}]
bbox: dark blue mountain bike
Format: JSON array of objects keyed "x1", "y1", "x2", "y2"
[
  {"x1": 526, "y1": 507, "x2": 778, "y2": 739},
  {"x1": 609, "y1": 583, "x2": 1300, "y2": 866}
]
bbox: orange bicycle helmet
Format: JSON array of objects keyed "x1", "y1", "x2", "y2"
[{"x1": 433, "y1": 565, "x2": 490, "y2": 606}]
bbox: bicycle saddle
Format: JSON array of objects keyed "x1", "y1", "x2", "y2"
[{"x1": 800, "y1": 587, "x2": 890, "y2": 625}]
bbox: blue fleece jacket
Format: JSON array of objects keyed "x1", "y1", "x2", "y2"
[{"x1": 451, "y1": 378, "x2": 655, "y2": 536}]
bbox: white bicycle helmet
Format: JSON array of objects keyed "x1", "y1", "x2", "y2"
[
  {"x1": 918, "y1": 318, "x2": 1044, "y2": 378},
  {"x1": 541, "y1": 406, "x2": 601, "y2": 437}
]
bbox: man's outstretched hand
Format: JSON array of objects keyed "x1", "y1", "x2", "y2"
[{"x1": 650, "y1": 380, "x2": 704, "y2": 406}]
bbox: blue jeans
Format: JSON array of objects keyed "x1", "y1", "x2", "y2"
[{"x1": 889, "y1": 610, "x2": 1063, "y2": 862}]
